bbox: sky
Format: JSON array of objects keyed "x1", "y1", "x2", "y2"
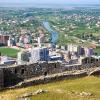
[{"x1": 0, "y1": 0, "x2": 100, "y2": 4}]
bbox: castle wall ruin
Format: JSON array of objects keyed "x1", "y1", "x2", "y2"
[{"x1": 0, "y1": 57, "x2": 100, "y2": 90}]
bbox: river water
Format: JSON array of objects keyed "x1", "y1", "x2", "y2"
[{"x1": 43, "y1": 21, "x2": 58, "y2": 44}]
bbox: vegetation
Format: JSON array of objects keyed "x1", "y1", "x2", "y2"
[
  {"x1": 0, "y1": 47, "x2": 20, "y2": 58},
  {"x1": 0, "y1": 76, "x2": 100, "y2": 100},
  {"x1": 0, "y1": 7, "x2": 100, "y2": 46},
  {"x1": 95, "y1": 47, "x2": 100, "y2": 54}
]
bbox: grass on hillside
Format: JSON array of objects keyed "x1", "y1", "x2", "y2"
[
  {"x1": 0, "y1": 76, "x2": 100, "y2": 100},
  {"x1": 0, "y1": 47, "x2": 20, "y2": 58},
  {"x1": 95, "y1": 48, "x2": 100, "y2": 54}
]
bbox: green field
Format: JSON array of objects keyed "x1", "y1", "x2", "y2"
[
  {"x1": 95, "y1": 47, "x2": 100, "y2": 54},
  {"x1": 0, "y1": 76, "x2": 100, "y2": 100},
  {"x1": 0, "y1": 47, "x2": 20, "y2": 58}
]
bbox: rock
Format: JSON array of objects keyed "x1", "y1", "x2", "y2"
[
  {"x1": 69, "y1": 91, "x2": 92, "y2": 97},
  {"x1": 33, "y1": 89, "x2": 48, "y2": 95},
  {"x1": 55, "y1": 89, "x2": 64, "y2": 93},
  {"x1": 24, "y1": 98, "x2": 30, "y2": 100},
  {"x1": 22, "y1": 93, "x2": 33, "y2": 98},
  {"x1": 18, "y1": 98, "x2": 30, "y2": 100},
  {"x1": 17, "y1": 89, "x2": 48, "y2": 99},
  {"x1": 17, "y1": 92, "x2": 33, "y2": 99},
  {"x1": 80, "y1": 92, "x2": 92, "y2": 96}
]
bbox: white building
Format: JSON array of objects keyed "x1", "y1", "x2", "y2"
[
  {"x1": 68, "y1": 44, "x2": 78, "y2": 52},
  {"x1": 30, "y1": 47, "x2": 49, "y2": 63}
]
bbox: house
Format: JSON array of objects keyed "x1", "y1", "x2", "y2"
[{"x1": 0, "y1": 34, "x2": 10, "y2": 46}]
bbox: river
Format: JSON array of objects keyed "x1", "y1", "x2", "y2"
[{"x1": 42, "y1": 21, "x2": 58, "y2": 44}]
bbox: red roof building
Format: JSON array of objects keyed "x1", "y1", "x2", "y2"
[{"x1": 0, "y1": 34, "x2": 10, "y2": 46}]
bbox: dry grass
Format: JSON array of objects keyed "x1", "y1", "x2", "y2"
[{"x1": 0, "y1": 76, "x2": 100, "y2": 100}]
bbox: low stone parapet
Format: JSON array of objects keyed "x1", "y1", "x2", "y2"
[{"x1": 10, "y1": 71, "x2": 87, "y2": 89}]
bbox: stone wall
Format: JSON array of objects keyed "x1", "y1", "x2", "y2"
[
  {"x1": 0, "y1": 60, "x2": 100, "y2": 89},
  {"x1": 3, "y1": 62, "x2": 62, "y2": 87},
  {"x1": 12, "y1": 71, "x2": 87, "y2": 89},
  {"x1": 0, "y1": 68, "x2": 4, "y2": 89},
  {"x1": 63, "y1": 62, "x2": 100, "y2": 71}
]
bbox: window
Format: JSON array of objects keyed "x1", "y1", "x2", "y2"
[
  {"x1": 44, "y1": 72, "x2": 47, "y2": 76},
  {"x1": 21, "y1": 69, "x2": 24, "y2": 75},
  {"x1": 55, "y1": 64, "x2": 57, "y2": 68},
  {"x1": 15, "y1": 69, "x2": 17, "y2": 74}
]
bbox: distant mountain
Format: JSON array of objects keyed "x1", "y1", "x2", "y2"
[{"x1": 0, "y1": 3, "x2": 100, "y2": 8}]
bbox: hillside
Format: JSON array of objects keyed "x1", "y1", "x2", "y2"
[{"x1": 0, "y1": 76, "x2": 100, "y2": 100}]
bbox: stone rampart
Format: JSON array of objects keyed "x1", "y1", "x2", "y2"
[{"x1": 0, "y1": 61, "x2": 100, "y2": 90}]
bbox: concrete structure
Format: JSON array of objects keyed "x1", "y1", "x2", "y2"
[
  {"x1": 0, "y1": 56, "x2": 16, "y2": 65},
  {"x1": 0, "y1": 34, "x2": 10, "y2": 46},
  {"x1": 17, "y1": 51, "x2": 30, "y2": 65},
  {"x1": 85, "y1": 48, "x2": 94, "y2": 57},
  {"x1": 30, "y1": 47, "x2": 49, "y2": 63},
  {"x1": 37, "y1": 37, "x2": 41, "y2": 47},
  {"x1": 68, "y1": 44, "x2": 78, "y2": 52},
  {"x1": 7, "y1": 38, "x2": 11, "y2": 47}
]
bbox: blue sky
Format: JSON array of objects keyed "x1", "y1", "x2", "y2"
[{"x1": 0, "y1": 0, "x2": 100, "y2": 4}]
